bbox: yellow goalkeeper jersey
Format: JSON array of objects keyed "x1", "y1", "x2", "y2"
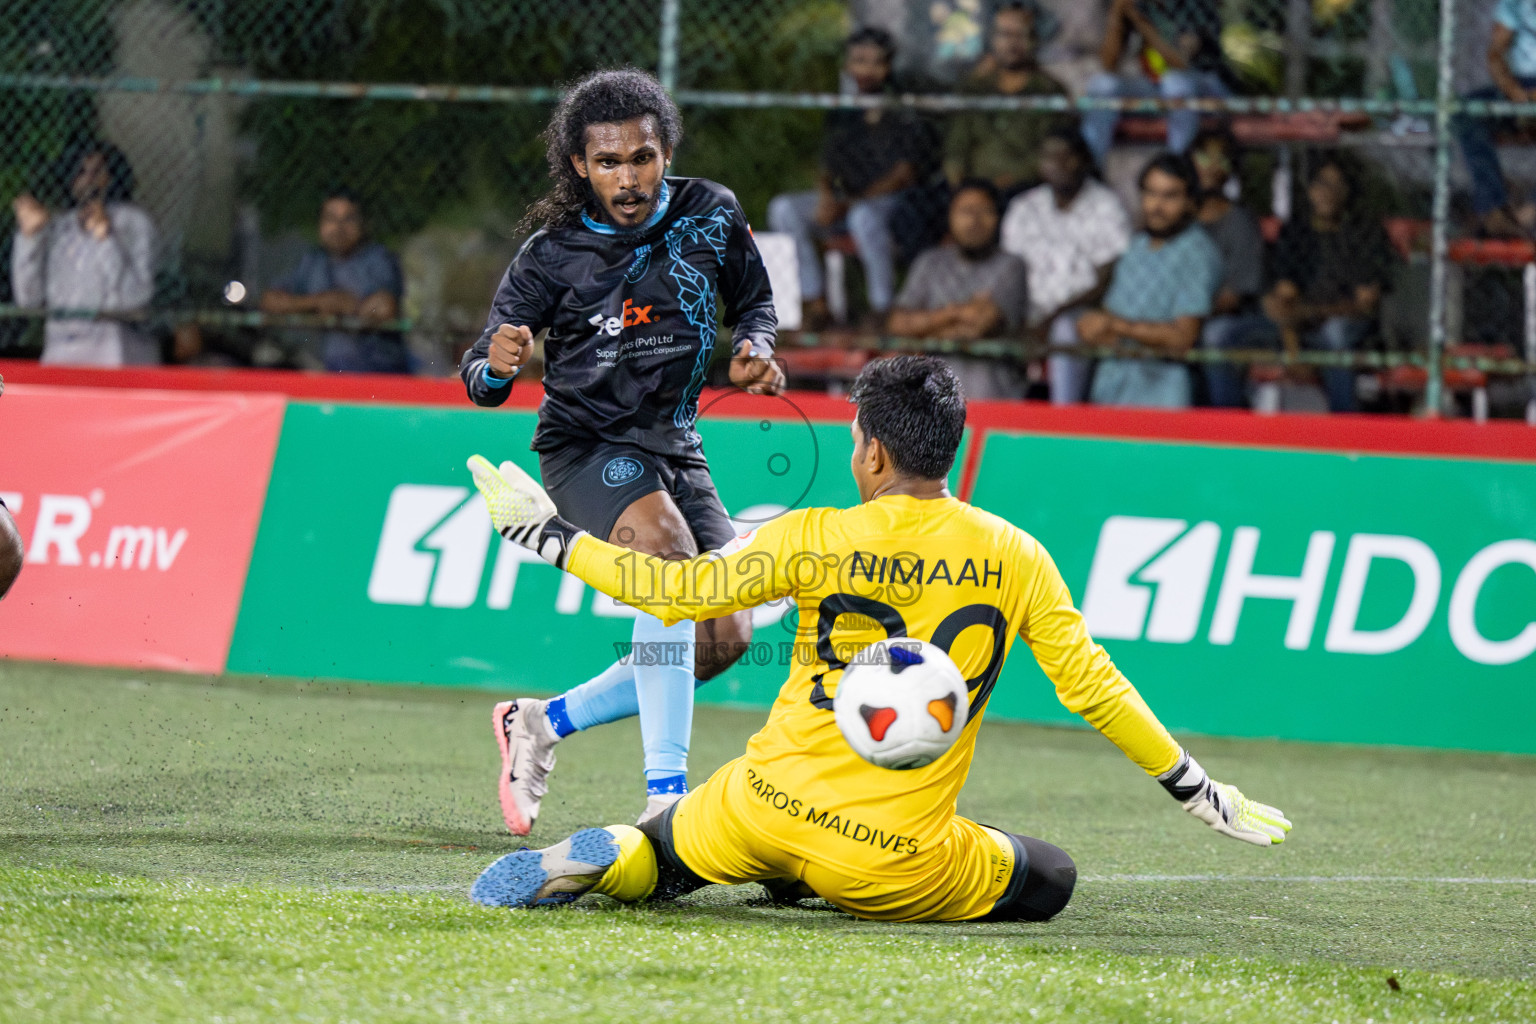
[{"x1": 565, "y1": 493, "x2": 1182, "y2": 880}]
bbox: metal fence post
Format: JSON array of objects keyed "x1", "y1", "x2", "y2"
[
  {"x1": 1525, "y1": 263, "x2": 1536, "y2": 425},
  {"x1": 1284, "y1": 0, "x2": 1311, "y2": 99},
  {"x1": 1425, "y1": 0, "x2": 1458, "y2": 417},
  {"x1": 659, "y1": 0, "x2": 681, "y2": 92}
]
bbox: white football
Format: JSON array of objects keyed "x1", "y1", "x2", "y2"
[{"x1": 833, "y1": 638, "x2": 969, "y2": 770}]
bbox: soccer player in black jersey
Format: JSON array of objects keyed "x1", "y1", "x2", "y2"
[{"x1": 459, "y1": 69, "x2": 785, "y2": 833}]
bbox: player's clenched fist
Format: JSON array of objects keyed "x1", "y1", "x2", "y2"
[
  {"x1": 729, "y1": 340, "x2": 785, "y2": 396},
  {"x1": 488, "y1": 323, "x2": 534, "y2": 378}
]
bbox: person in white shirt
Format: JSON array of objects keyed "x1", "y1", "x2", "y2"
[
  {"x1": 11, "y1": 141, "x2": 158, "y2": 367},
  {"x1": 1000, "y1": 127, "x2": 1131, "y2": 404}
]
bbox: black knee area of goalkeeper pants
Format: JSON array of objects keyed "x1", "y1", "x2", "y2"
[
  {"x1": 636, "y1": 801, "x2": 711, "y2": 902},
  {"x1": 980, "y1": 832, "x2": 1077, "y2": 922}
]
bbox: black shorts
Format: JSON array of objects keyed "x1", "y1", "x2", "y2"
[{"x1": 538, "y1": 441, "x2": 737, "y2": 553}]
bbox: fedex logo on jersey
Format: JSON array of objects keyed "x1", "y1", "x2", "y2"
[
  {"x1": 1081, "y1": 516, "x2": 1536, "y2": 666},
  {"x1": 366, "y1": 484, "x2": 789, "y2": 628},
  {"x1": 588, "y1": 299, "x2": 655, "y2": 337}
]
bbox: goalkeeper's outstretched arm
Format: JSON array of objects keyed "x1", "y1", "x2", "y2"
[
  {"x1": 468, "y1": 455, "x2": 799, "y2": 624},
  {"x1": 1018, "y1": 537, "x2": 1293, "y2": 847}
]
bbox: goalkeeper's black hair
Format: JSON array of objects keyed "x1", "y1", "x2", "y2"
[
  {"x1": 522, "y1": 67, "x2": 683, "y2": 233},
  {"x1": 849, "y1": 356, "x2": 967, "y2": 481}
]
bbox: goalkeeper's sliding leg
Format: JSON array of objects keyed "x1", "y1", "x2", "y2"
[{"x1": 470, "y1": 795, "x2": 1076, "y2": 924}]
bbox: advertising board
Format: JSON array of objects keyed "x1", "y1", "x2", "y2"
[
  {"x1": 969, "y1": 433, "x2": 1536, "y2": 752},
  {"x1": 0, "y1": 385, "x2": 285, "y2": 672}
]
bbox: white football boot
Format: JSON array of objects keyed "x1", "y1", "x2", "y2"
[{"x1": 492, "y1": 698, "x2": 560, "y2": 835}]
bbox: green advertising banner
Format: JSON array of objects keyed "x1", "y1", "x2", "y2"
[
  {"x1": 229, "y1": 394, "x2": 909, "y2": 708},
  {"x1": 230, "y1": 399, "x2": 1535, "y2": 754},
  {"x1": 968, "y1": 433, "x2": 1536, "y2": 753}
]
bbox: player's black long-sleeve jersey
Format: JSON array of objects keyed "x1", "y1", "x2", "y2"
[{"x1": 459, "y1": 177, "x2": 777, "y2": 457}]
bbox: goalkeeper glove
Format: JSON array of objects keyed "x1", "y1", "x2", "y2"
[
  {"x1": 1157, "y1": 750, "x2": 1292, "y2": 847},
  {"x1": 467, "y1": 454, "x2": 584, "y2": 569}
]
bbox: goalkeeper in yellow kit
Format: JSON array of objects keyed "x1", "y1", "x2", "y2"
[{"x1": 465, "y1": 356, "x2": 1291, "y2": 923}]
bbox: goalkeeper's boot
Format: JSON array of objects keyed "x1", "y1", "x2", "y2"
[
  {"x1": 493, "y1": 698, "x2": 559, "y2": 836},
  {"x1": 470, "y1": 827, "x2": 619, "y2": 908}
]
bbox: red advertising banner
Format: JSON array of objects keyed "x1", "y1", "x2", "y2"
[{"x1": 0, "y1": 385, "x2": 285, "y2": 672}]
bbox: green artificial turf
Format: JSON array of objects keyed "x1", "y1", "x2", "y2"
[{"x1": 2, "y1": 659, "x2": 1533, "y2": 1022}]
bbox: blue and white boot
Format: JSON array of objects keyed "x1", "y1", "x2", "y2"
[{"x1": 470, "y1": 827, "x2": 620, "y2": 908}]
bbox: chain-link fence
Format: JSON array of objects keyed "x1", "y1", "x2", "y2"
[{"x1": 1, "y1": 0, "x2": 1533, "y2": 418}]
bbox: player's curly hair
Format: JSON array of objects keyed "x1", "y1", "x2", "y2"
[
  {"x1": 849, "y1": 356, "x2": 967, "y2": 480},
  {"x1": 522, "y1": 68, "x2": 683, "y2": 233}
]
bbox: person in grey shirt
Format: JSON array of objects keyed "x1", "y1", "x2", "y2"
[
  {"x1": 260, "y1": 189, "x2": 407, "y2": 374},
  {"x1": 11, "y1": 142, "x2": 159, "y2": 367},
  {"x1": 887, "y1": 179, "x2": 1030, "y2": 399},
  {"x1": 1190, "y1": 128, "x2": 1267, "y2": 407}
]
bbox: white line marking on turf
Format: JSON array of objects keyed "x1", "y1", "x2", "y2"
[{"x1": 1084, "y1": 874, "x2": 1536, "y2": 885}]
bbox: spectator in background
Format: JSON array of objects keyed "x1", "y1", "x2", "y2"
[
  {"x1": 943, "y1": 2, "x2": 1069, "y2": 203},
  {"x1": 769, "y1": 28, "x2": 925, "y2": 328},
  {"x1": 887, "y1": 179, "x2": 1030, "y2": 399},
  {"x1": 1189, "y1": 127, "x2": 1266, "y2": 407},
  {"x1": 1082, "y1": 0, "x2": 1233, "y2": 164},
  {"x1": 261, "y1": 188, "x2": 408, "y2": 374},
  {"x1": 1453, "y1": 0, "x2": 1536, "y2": 237},
  {"x1": 1075, "y1": 152, "x2": 1220, "y2": 408},
  {"x1": 10, "y1": 141, "x2": 159, "y2": 366},
  {"x1": 1256, "y1": 155, "x2": 1393, "y2": 414},
  {"x1": 1000, "y1": 127, "x2": 1132, "y2": 404}
]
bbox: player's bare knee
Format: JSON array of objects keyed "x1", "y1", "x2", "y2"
[{"x1": 694, "y1": 610, "x2": 752, "y2": 681}]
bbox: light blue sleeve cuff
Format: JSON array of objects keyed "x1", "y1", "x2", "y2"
[{"x1": 482, "y1": 361, "x2": 516, "y2": 388}]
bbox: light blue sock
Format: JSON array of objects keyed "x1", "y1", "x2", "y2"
[
  {"x1": 559, "y1": 659, "x2": 638, "y2": 733},
  {"x1": 632, "y1": 612, "x2": 696, "y2": 790},
  {"x1": 555, "y1": 652, "x2": 711, "y2": 736}
]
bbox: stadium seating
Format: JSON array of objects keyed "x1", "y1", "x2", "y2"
[
  {"x1": 774, "y1": 341, "x2": 871, "y2": 392},
  {"x1": 1115, "y1": 111, "x2": 1373, "y2": 146}
]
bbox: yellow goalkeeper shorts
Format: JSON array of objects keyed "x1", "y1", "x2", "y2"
[{"x1": 669, "y1": 757, "x2": 1019, "y2": 923}]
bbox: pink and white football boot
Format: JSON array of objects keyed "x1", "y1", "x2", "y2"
[{"x1": 492, "y1": 698, "x2": 560, "y2": 836}]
